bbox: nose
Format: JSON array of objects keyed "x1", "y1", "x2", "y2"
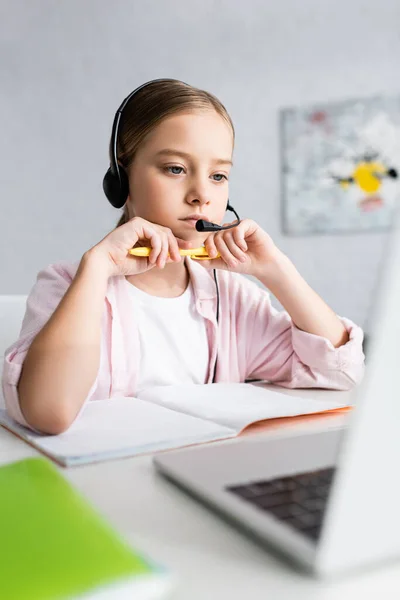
[{"x1": 185, "y1": 176, "x2": 211, "y2": 207}]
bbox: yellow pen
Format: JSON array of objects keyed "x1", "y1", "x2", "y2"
[{"x1": 128, "y1": 246, "x2": 220, "y2": 261}]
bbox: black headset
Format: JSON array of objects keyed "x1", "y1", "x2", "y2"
[{"x1": 103, "y1": 78, "x2": 242, "y2": 383}]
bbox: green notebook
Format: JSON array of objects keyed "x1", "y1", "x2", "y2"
[{"x1": 0, "y1": 457, "x2": 172, "y2": 599}]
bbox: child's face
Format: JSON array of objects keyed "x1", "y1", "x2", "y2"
[{"x1": 126, "y1": 109, "x2": 234, "y2": 243}]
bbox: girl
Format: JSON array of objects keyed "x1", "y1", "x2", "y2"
[{"x1": 2, "y1": 78, "x2": 365, "y2": 435}]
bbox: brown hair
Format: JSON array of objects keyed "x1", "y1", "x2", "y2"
[{"x1": 110, "y1": 79, "x2": 235, "y2": 227}]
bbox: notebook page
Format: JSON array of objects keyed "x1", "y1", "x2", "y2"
[
  {"x1": 138, "y1": 382, "x2": 349, "y2": 433},
  {"x1": 0, "y1": 398, "x2": 235, "y2": 466}
]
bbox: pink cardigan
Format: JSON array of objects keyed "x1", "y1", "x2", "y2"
[{"x1": 2, "y1": 257, "x2": 365, "y2": 429}]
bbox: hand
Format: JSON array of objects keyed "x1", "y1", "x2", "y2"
[
  {"x1": 199, "y1": 218, "x2": 280, "y2": 278},
  {"x1": 85, "y1": 217, "x2": 193, "y2": 278}
]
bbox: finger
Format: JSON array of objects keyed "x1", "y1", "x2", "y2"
[
  {"x1": 223, "y1": 231, "x2": 247, "y2": 262},
  {"x1": 167, "y1": 231, "x2": 182, "y2": 262},
  {"x1": 204, "y1": 234, "x2": 218, "y2": 258},
  {"x1": 157, "y1": 232, "x2": 170, "y2": 268},
  {"x1": 141, "y1": 226, "x2": 162, "y2": 265},
  {"x1": 232, "y1": 226, "x2": 248, "y2": 251},
  {"x1": 214, "y1": 234, "x2": 238, "y2": 268}
]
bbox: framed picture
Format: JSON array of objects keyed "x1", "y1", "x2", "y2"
[{"x1": 280, "y1": 95, "x2": 400, "y2": 235}]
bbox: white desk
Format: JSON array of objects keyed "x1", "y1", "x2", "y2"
[{"x1": 1, "y1": 386, "x2": 400, "y2": 599}]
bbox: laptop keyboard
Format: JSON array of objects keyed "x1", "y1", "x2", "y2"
[{"x1": 226, "y1": 467, "x2": 335, "y2": 541}]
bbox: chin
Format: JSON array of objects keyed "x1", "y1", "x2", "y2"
[
  {"x1": 173, "y1": 226, "x2": 205, "y2": 244},
  {"x1": 190, "y1": 233, "x2": 207, "y2": 245}
]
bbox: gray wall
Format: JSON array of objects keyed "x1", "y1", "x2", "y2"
[{"x1": 1, "y1": 0, "x2": 400, "y2": 332}]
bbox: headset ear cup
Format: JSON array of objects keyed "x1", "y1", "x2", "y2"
[{"x1": 103, "y1": 167, "x2": 129, "y2": 209}]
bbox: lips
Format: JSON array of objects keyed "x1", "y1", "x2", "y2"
[
  {"x1": 181, "y1": 218, "x2": 202, "y2": 229},
  {"x1": 181, "y1": 214, "x2": 209, "y2": 222}
]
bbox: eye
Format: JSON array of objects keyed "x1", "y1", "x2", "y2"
[
  {"x1": 165, "y1": 166, "x2": 184, "y2": 175},
  {"x1": 212, "y1": 173, "x2": 228, "y2": 182}
]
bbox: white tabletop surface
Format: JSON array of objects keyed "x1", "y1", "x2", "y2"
[{"x1": 1, "y1": 385, "x2": 400, "y2": 599}]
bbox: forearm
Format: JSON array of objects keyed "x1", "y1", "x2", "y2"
[
  {"x1": 18, "y1": 250, "x2": 109, "y2": 434},
  {"x1": 255, "y1": 250, "x2": 349, "y2": 348}
]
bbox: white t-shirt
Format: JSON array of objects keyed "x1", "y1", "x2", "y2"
[{"x1": 125, "y1": 279, "x2": 210, "y2": 394}]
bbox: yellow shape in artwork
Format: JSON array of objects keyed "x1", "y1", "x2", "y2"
[{"x1": 352, "y1": 162, "x2": 386, "y2": 193}]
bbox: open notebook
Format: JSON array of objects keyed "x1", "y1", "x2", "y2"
[{"x1": 0, "y1": 382, "x2": 351, "y2": 467}]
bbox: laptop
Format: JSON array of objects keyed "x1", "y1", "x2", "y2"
[{"x1": 153, "y1": 211, "x2": 400, "y2": 578}]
